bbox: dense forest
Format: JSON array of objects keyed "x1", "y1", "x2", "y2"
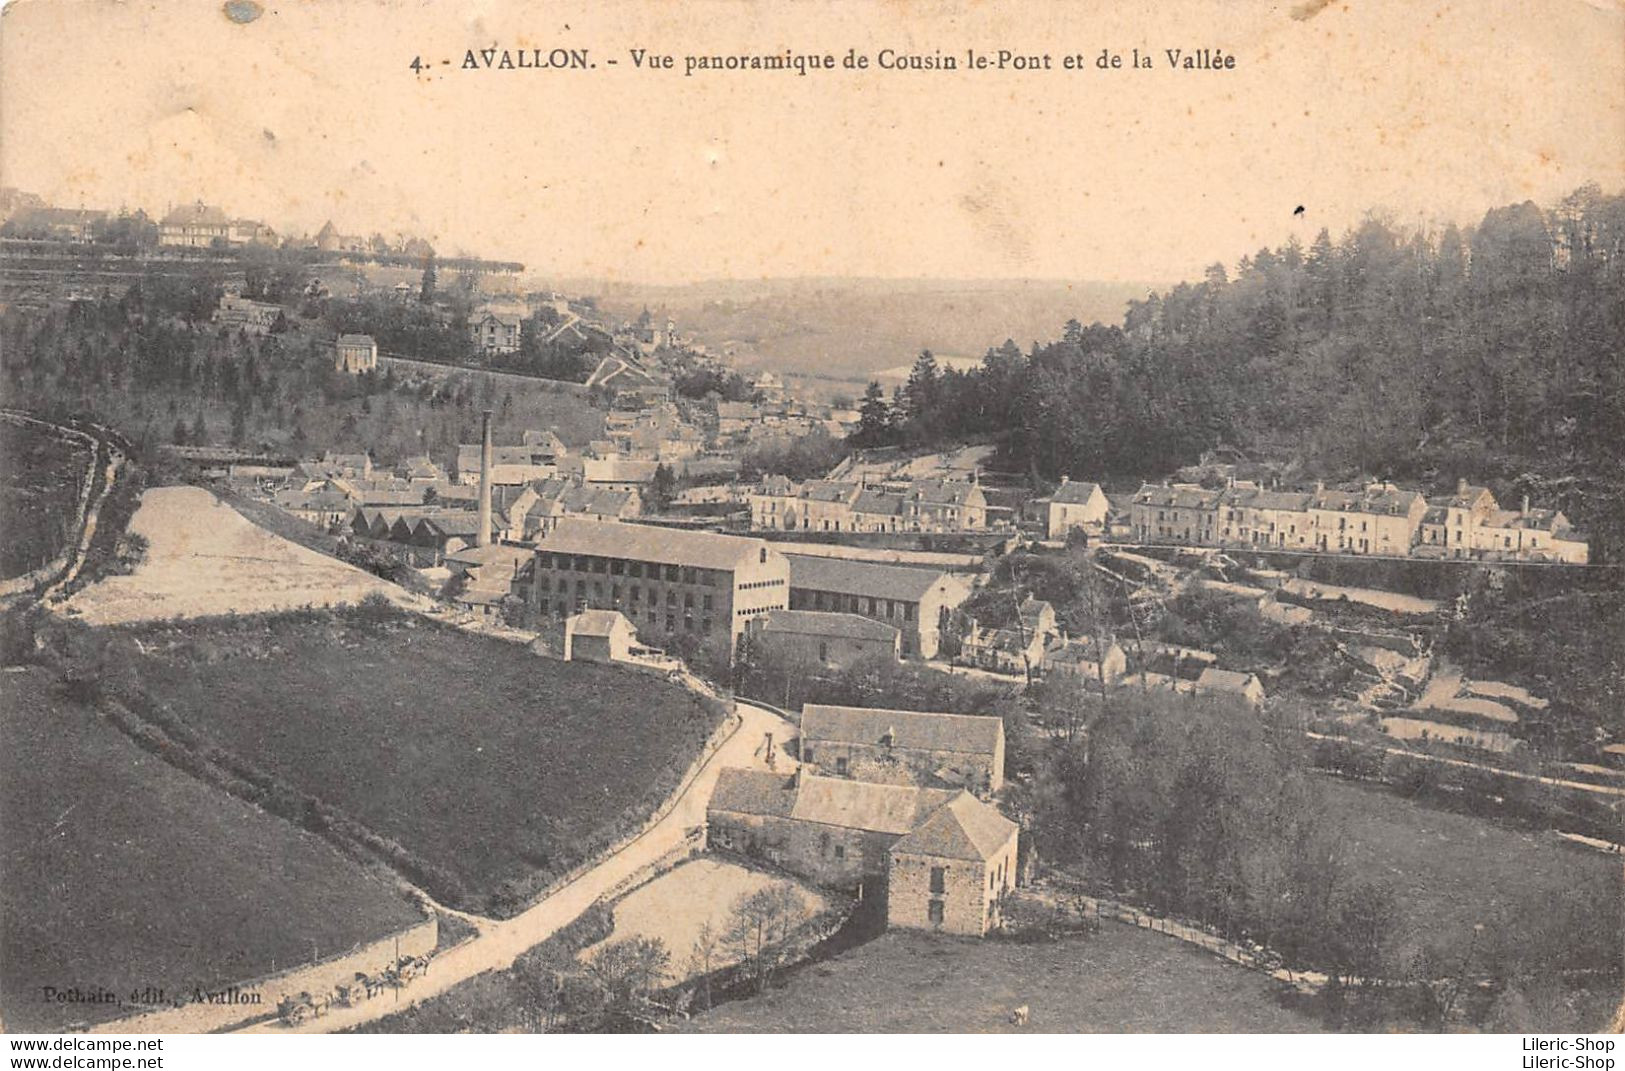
[{"x1": 854, "y1": 185, "x2": 1625, "y2": 558}]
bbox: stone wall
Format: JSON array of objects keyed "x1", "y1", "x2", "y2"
[
  {"x1": 707, "y1": 811, "x2": 895, "y2": 892},
  {"x1": 889, "y1": 832, "x2": 1018, "y2": 937}
]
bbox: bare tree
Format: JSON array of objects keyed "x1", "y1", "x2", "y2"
[
  {"x1": 723, "y1": 884, "x2": 806, "y2": 994},
  {"x1": 687, "y1": 921, "x2": 721, "y2": 1012}
]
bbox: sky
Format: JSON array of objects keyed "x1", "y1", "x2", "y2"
[{"x1": 1, "y1": 0, "x2": 1621, "y2": 286}]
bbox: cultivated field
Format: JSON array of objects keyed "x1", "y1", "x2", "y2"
[
  {"x1": 127, "y1": 611, "x2": 729, "y2": 916},
  {"x1": 0, "y1": 667, "x2": 425, "y2": 1032},
  {"x1": 0, "y1": 419, "x2": 89, "y2": 579},
  {"x1": 684, "y1": 926, "x2": 1320, "y2": 1032},
  {"x1": 61, "y1": 485, "x2": 415, "y2": 624},
  {"x1": 581, "y1": 859, "x2": 830, "y2": 981}
]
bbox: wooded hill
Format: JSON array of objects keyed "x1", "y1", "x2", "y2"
[{"x1": 856, "y1": 185, "x2": 1625, "y2": 560}]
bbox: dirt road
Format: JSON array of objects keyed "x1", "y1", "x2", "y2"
[{"x1": 242, "y1": 699, "x2": 795, "y2": 1034}]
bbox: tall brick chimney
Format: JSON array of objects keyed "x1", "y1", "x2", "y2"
[{"x1": 477, "y1": 409, "x2": 494, "y2": 548}]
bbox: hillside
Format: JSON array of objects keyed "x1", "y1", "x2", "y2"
[
  {"x1": 0, "y1": 667, "x2": 424, "y2": 1032},
  {"x1": 568, "y1": 277, "x2": 1153, "y2": 381}
]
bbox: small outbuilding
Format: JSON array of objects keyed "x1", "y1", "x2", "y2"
[
  {"x1": 1194, "y1": 667, "x2": 1266, "y2": 708},
  {"x1": 565, "y1": 609, "x2": 637, "y2": 663}
]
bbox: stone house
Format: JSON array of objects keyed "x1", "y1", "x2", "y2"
[
  {"x1": 799, "y1": 704, "x2": 1006, "y2": 794},
  {"x1": 1045, "y1": 635, "x2": 1128, "y2": 686},
  {"x1": 1131, "y1": 483, "x2": 1222, "y2": 544},
  {"x1": 469, "y1": 308, "x2": 524, "y2": 355},
  {"x1": 565, "y1": 609, "x2": 638, "y2": 663},
  {"x1": 748, "y1": 609, "x2": 901, "y2": 669},
  {"x1": 706, "y1": 768, "x2": 1017, "y2": 935},
  {"x1": 1217, "y1": 487, "x2": 1316, "y2": 550},
  {"x1": 903, "y1": 477, "x2": 989, "y2": 531},
  {"x1": 1307, "y1": 483, "x2": 1425, "y2": 556},
  {"x1": 1046, "y1": 478, "x2": 1110, "y2": 540},
  {"x1": 1420, "y1": 480, "x2": 1498, "y2": 558},
  {"x1": 786, "y1": 556, "x2": 971, "y2": 660},
  {"x1": 887, "y1": 793, "x2": 1020, "y2": 936},
  {"x1": 788, "y1": 481, "x2": 865, "y2": 531}
]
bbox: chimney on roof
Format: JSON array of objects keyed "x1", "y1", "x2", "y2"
[
  {"x1": 1314, "y1": 480, "x2": 1325, "y2": 494},
  {"x1": 1522, "y1": 494, "x2": 1531, "y2": 514},
  {"x1": 1060, "y1": 475, "x2": 1069, "y2": 485},
  {"x1": 1457, "y1": 478, "x2": 1469, "y2": 498},
  {"x1": 477, "y1": 409, "x2": 494, "y2": 548}
]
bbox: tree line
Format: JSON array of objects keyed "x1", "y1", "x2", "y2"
[{"x1": 850, "y1": 186, "x2": 1625, "y2": 558}]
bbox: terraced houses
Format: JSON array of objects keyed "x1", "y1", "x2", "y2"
[{"x1": 1129, "y1": 478, "x2": 1588, "y2": 563}]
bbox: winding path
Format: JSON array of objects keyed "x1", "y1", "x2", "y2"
[{"x1": 241, "y1": 698, "x2": 794, "y2": 1034}]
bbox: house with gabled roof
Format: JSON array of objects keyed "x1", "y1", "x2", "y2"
[
  {"x1": 564, "y1": 608, "x2": 638, "y2": 663},
  {"x1": 1194, "y1": 666, "x2": 1266, "y2": 708},
  {"x1": 1046, "y1": 477, "x2": 1110, "y2": 540},
  {"x1": 468, "y1": 306, "x2": 524, "y2": 354},
  {"x1": 706, "y1": 767, "x2": 1018, "y2": 935},
  {"x1": 889, "y1": 792, "x2": 1020, "y2": 935},
  {"x1": 799, "y1": 703, "x2": 1005, "y2": 793}
]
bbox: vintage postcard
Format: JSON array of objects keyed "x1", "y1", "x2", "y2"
[{"x1": 0, "y1": 0, "x2": 1621, "y2": 1053}]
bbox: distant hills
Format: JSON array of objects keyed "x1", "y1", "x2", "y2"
[{"x1": 548, "y1": 277, "x2": 1156, "y2": 382}]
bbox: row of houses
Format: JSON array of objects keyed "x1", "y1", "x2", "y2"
[
  {"x1": 1129, "y1": 478, "x2": 1589, "y2": 563},
  {"x1": 950, "y1": 595, "x2": 1265, "y2": 704},
  {"x1": 746, "y1": 475, "x2": 995, "y2": 534}
]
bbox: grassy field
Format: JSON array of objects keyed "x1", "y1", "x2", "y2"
[
  {"x1": 0, "y1": 667, "x2": 424, "y2": 1033},
  {"x1": 128, "y1": 611, "x2": 728, "y2": 915},
  {"x1": 0, "y1": 420, "x2": 88, "y2": 579},
  {"x1": 1321, "y1": 777, "x2": 1622, "y2": 966},
  {"x1": 684, "y1": 926, "x2": 1320, "y2": 1033}
]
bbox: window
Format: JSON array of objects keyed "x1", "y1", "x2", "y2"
[
  {"x1": 929, "y1": 866, "x2": 946, "y2": 893},
  {"x1": 835, "y1": 756, "x2": 848, "y2": 775},
  {"x1": 802, "y1": 746, "x2": 814, "y2": 763},
  {"x1": 820, "y1": 832, "x2": 831, "y2": 856},
  {"x1": 819, "y1": 641, "x2": 829, "y2": 662},
  {"x1": 928, "y1": 900, "x2": 945, "y2": 924},
  {"x1": 834, "y1": 844, "x2": 845, "y2": 861}
]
